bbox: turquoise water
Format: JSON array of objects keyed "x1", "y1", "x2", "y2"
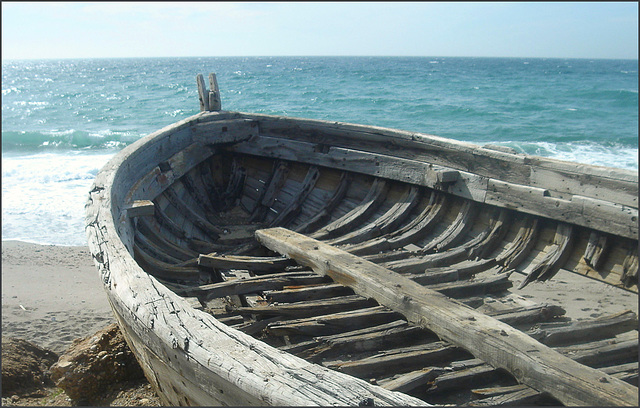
[{"x1": 2, "y1": 56, "x2": 638, "y2": 245}]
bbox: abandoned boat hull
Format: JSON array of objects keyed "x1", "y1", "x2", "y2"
[{"x1": 85, "y1": 75, "x2": 638, "y2": 406}]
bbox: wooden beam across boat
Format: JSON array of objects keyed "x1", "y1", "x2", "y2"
[{"x1": 255, "y1": 227, "x2": 638, "y2": 407}]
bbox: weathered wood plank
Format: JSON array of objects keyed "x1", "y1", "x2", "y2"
[
  {"x1": 310, "y1": 178, "x2": 389, "y2": 240},
  {"x1": 226, "y1": 129, "x2": 637, "y2": 239},
  {"x1": 208, "y1": 73, "x2": 221, "y2": 111},
  {"x1": 198, "y1": 254, "x2": 294, "y2": 273},
  {"x1": 196, "y1": 73, "x2": 209, "y2": 112},
  {"x1": 174, "y1": 271, "x2": 326, "y2": 300},
  {"x1": 347, "y1": 192, "x2": 447, "y2": 256},
  {"x1": 125, "y1": 200, "x2": 155, "y2": 218},
  {"x1": 519, "y1": 223, "x2": 574, "y2": 288},
  {"x1": 266, "y1": 306, "x2": 401, "y2": 338},
  {"x1": 236, "y1": 295, "x2": 378, "y2": 319},
  {"x1": 528, "y1": 310, "x2": 638, "y2": 347},
  {"x1": 191, "y1": 119, "x2": 258, "y2": 145},
  {"x1": 327, "y1": 185, "x2": 421, "y2": 246},
  {"x1": 251, "y1": 114, "x2": 637, "y2": 207},
  {"x1": 256, "y1": 227, "x2": 638, "y2": 406},
  {"x1": 264, "y1": 283, "x2": 354, "y2": 304}
]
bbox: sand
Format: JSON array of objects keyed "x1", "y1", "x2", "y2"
[
  {"x1": 1, "y1": 240, "x2": 637, "y2": 356},
  {"x1": 2, "y1": 241, "x2": 114, "y2": 354}
]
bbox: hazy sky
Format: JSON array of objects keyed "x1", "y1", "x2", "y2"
[{"x1": 2, "y1": 2, "x2": 638, "y2": 60}]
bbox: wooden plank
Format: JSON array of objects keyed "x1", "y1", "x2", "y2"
[
  {"x1": 174, "y1": 271, "x2": 326, "y2": 300},
  {"x1": 226, "y1": 131, "x2": 637, "y2": 239},
  {"x1": 225, "y1": 134, "x2": 459, "y2": 192},
  {"x1": 266, "y1": 306, "x2": 401, "y2": 338},
  {"x1": 236, "y1": 295, "x2": 378, "y2": 319},
  {"x1": 196, "y1": 73, "x2": 209, "y2": 112},
  {"x1": 347, "y1": 191, "x2": 447, "y2": 256},
  {"x1": 294, "y1": 172, "x2": 351, "y2": 234},
  {"x1": 208, "y1": 73, "x2": 221, "y2": 111},
  {"x1": 198, "y1": 254, "x2": 294, "y2": 273},
  {"x1": 88, "y1": 111, "x2": 430, "y2": 406},
  {"x1": 325, "y1": 342, "x2": 464, "y2": 379},
  {"x1": 191, "y1": 119, "x2": 258, "y2": 146},
  {"x1": 519, "y1": 223, "x2": 574, "y2": 288},
  {"x1": 310, "y1": 178, "x2": 389, "y2": 240},
  {"x1": 125, "y1": 200, "x2": 155, "y2": 218},
  {"x1": 528, "y1": 310, "x2": 638, "y2": 347},
  {"x1": 327, "y1": 185, "x2": 421, "y2": 246},
  {"x1": 252, "y1": 114, "x2": 637, "y2": 207},
  {"x1": 268, "y1": 166, "x2": 320, "y2": 227},
  {"x1": 255, "y1": 227, "x2": 638, "y2": 406}
]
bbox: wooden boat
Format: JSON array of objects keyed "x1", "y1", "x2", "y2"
[{"x1": 85, "y1": 73, "x2": 638, "y2": 406}]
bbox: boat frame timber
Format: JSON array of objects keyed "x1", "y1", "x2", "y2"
[{"x1": 86, "y1": 74, "x2": 638, "y2": 406}]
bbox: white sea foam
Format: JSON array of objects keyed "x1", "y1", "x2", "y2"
[{"x1": 2, "y1": 152, "x2": 115, "y2": 246}]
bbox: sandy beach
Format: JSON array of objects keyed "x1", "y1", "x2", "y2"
[
  {"x1": 3, "y1": 239, "x2": 637, "y2": 357},
  {"x1": 2, "y1": 241, "x2": 115, "y2": 354}
]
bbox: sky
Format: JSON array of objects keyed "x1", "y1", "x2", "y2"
[{"x1": 2, "y1": 2, "x2": 638, "y2": 60}]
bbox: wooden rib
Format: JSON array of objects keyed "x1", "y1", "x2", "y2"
[
  {"x1": 379, "y1": 367, "x2": 443, "y2": 393},
  {"x1": 137, "y1": 217, "x2": 199, "y2": 260},
  {"x1": 294, "y1": 172, "x2": 351, "y2": 233},
  {"x1": 198, "y1": 254, "x2": 295, "y2": 274},
  {"x1": 265, "y1": 283, "x2": 354, "y2": 303},
  {"x1": 161, "y1": 184, "x2": 223, "y2": 239},
  {"x1": 256, "y1": 227, "x2": 638, "y2": 406},
  {"x1": 305, "y1": 325, "x2": 434, "y2": 364},
  {"x1": 519, "y1": 223, "x2": 575, "y2": 288},
  {"x1": 423, "y1": 199, "x2": 478, "y2": 253},
  {"x1": 266, "y1": 306, "x2": 402, "y2": 337},
  {"x1": 235, "y1": 295, "x2": 378, "y2": 319},
  {"x1": 268, "y1": 166, "x2": 321, "y2": 227},
  {"x1": 180, "y1": 170, "x2": 219, "y2": 218},
  {"x1": 352, "y1": 192, "x2": 448, "y2": 258},
  {"x1": 152, "y1": 199, "x2": 188, "y2": 240},
  {"x1": 197, "y1": 155, "x2": 225, "y2": 212},
  {"x1": 134, "y1": 232, "x2": 186, "y2": 265},
  {"x1": 495, "y1": 215, "x2": 540, "y2": 269},
  {"x1": 186, "y1": 237, "x2": 235, "y2": 254},
  {"x1": 326, "y1": 185, "x2": 421, "y2": 246},
  {"x1": 555, "y1": 332, "x2": 639, "y2": 368},
  {"x1": 173, "y1": 271, "x2": 326, "y2": 300},
  {"x1": 601, "y1": 362, "x2": 638, "y2": 385},
  {"x1": 423, "y1": 270, "x2": 512, "y2": 298},
  {"x1": 133, "y1": 243, "x2": 201, "y2": 281},
  {"x1": 364, "y1": 197, "x2": 476, "y2": 266},
  {"x1": 381, "y1": 208, "x2": 509, "y2": 274},
  {"x1": 425, "y1": 363, "x2": 503, "y2": 395},
  {"x1": 325, "y1": 342, "x2": 466, "y2": 379},
  {"x1": 406, "y1": 259, "x2": 498, "y2": 286},
  {"x1": 219, "y1": 157, "x2": 246, "y2": 211},
  {"x1": 347, "y1": 191, "x2": 445, "y2": 256},
  {"x1": 583, "y1": 231, "x2": 610, "y2": 270},
  {"x1": 309, "y1": 178, "x2": 389, "y2": 240},
  {"x1": 250, "y1": 161, "x2": 290, "y2": 222},
  {"x1": 528, "y1": 310, "x2": 638, "y2": 347},
  {"x1": 470, "y1": 385, "x2": 547, "y2": 406},
  {"x1": 621, "y1": 248, "x2": 639, "y2": 288},
  {"x1": 485, "y1": 304, "x2": 566, "y2": 328}
]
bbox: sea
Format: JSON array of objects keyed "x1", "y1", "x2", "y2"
[{"x1": 2, "y1": 56, "x2": 638, "y2": 246}]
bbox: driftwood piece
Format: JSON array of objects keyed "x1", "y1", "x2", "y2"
[{"x1": 255, "y1": 227, "x2": 638, "y2": 406}]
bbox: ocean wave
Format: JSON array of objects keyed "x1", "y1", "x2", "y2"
[
  {"x1": 492, "y1": 140, "x2": 638, "y2": 170},
  {"x1": 1, "y1": 129, "x2": 140, "y2": 151}
]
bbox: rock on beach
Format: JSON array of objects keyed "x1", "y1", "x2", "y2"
[{"x1": 50, "y1": 323, "x2": 146, "y2": 404}]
